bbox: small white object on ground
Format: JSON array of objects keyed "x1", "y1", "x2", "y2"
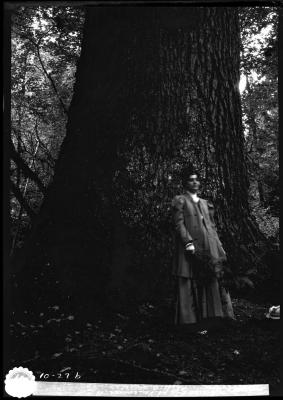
[{"x1": 266, "y1": 305, "x2": 280, "y2": 320}]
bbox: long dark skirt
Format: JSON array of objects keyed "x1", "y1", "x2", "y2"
[{"x1": 174, "y1": 276, "x2": 235, "y2": 324}]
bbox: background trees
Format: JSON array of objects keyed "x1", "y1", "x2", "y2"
[
  {"x1": 10, "y1": 6, "x2": 85, "y2": 252},
  {"x1": 10, "y1": 6, "x2": 279, "y2": 309},
  {"x1": 239, "y1": 7, "x2": 278, "y2": 241}
]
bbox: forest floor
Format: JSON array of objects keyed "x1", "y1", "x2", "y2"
[{"x1": 7, "y1": 297, "x2": 280, "y2": 388}]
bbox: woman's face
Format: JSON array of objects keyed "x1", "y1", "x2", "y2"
[{"x1": 185, "y1": 174, "x2": 200, "y2": 192}]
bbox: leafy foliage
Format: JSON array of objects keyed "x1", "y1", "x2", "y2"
[
  {"x1": 10, "y1": 6, "x2": 85, "y2": 252},
  {"x1": 239, "y1": 6, "x2": 279, "y2": 241}
]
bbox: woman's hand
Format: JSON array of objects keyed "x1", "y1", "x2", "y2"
[{"x1": 185, "y1": 243, "x2": 195, "y2": 254}]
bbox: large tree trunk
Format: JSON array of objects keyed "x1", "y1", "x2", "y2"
[{"x1": 12, "y1": 6, "x2": 270, "y2": 314}]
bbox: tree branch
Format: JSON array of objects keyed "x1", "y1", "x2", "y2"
[
  {"x1": 10, "y1": 180, "x2": 36, "y2": 220},
  {"x1": 12, "y1": 27, "x2": 68, "y2": 115},
  {"x1": 36, "y1": 45, "x2": 68, "y2": 115},
  {"x1": 34, "y1": 119, "x2": 56, "y2": 167},
  {"x1": 9, "y1": 139, "x2": 47, "y2": 195}
]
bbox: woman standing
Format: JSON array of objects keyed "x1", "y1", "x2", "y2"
[{"x1": 172, "y1": 166, "x2": 235, "y2": 328}]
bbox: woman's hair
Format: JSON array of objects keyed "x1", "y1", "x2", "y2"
[{"x1": 180, "y1": 164, "x2": 199, "y2": 186}]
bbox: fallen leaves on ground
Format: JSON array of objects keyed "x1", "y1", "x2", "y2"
[{"x1": 8, "y1": 297, "x2": 279, "y2": 385}]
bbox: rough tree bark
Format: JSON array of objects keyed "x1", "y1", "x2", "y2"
[{"x1": 12, "y1": 7, "x2": 271, "y2": 314}]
